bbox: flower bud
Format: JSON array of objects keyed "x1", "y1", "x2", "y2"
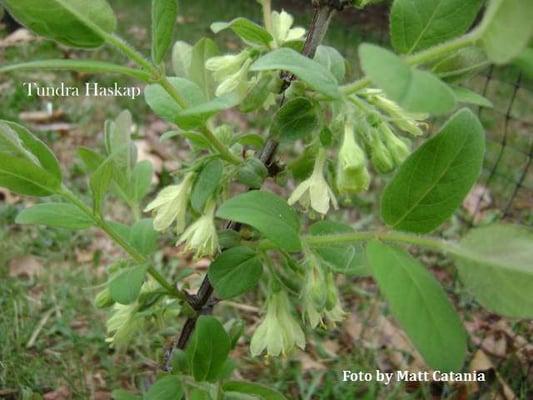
[
  {"x1": 95, "y1": 287, "x2": 114, "y2": 309},
  {"x1": 205, "y1": 51, "x2": 249, "y2": 82},
  {"x1": 336, "y1": 120, "x2": 370, "y2": 193},
  {"x1": 369, "y1": 132, "x2": 394, "y2": 174},
  {"x1": 365, "y1": 92, "x2": 425, "y2": 137},
  {"x1": 379, "y1": 123, "x2": 410, "y2": 166}
]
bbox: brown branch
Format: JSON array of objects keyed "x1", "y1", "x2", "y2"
[{"x1": 163, "y1": 0, "x2": 348, "y2": 371}]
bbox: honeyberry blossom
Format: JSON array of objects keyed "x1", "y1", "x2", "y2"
[
  {"x1": 205, "y1": 51, "x2": 253, "y2": 97},
  {"x1": 270, "y1": 10, "x2": 306, "y2": 47},
  {"x1": 251, "y1": 290, "x2": 305, "y2": 357},
  {"x1": 176, "y1": 201, "x2": 219, "y2": 258},
  {"x1": 336, "y1": 119, "x2": 370, "y2": 193},
  {"x1": 144, "y1": 173, "x2": 195, "y2": 234},
  {"x1": 288, "y1": 148, "x2": 338, "y2": 215}
]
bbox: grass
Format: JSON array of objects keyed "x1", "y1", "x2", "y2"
[{"x1": 0, "y1": 0, "x2": 532, "y2": 399}]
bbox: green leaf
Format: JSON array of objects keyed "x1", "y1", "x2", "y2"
[
  {"x1": 104, "y1": 110, "x2": 133, "y2": 180},
  {"x1": 132, "y1": 160, "x2": 153, "y2": 202},
  {"x1": 216, "y1": 191, "x2": 301, "y2": 252},
  {"x1": 90, "y1": 156, "x2": 114, "y2": 214},
  {"x1": 211, "y1": 18, "x2": 273, "y2": 47},
  {"x1": 237, "y1": 157, "x2": 268, "y2": 189},
  {"x1": 1, "y1": 121, "x2": 61, "y2": 181},
  {"x1": 308, "y1": 221, "x2": 368, "y2": 276},
  {"x1": 479, "y1": 0, "x2": 533, "y2": 64},
  {"x1": 0, "y1": 155, "x2": 60, "y2": 196},
  {"x1": 189, "y1": 38, "x2": 219, "y2": 99},
  {"x1": 431, "y1": 47, "x2": 488, "y2": 82},
  {"x1": 143, "y1": 375, "x2": 183, "y2": 400},
  {"x1": 109, "y1": 264, "x2": 147, "y2": 305},
  {"x1": 359, "y1": 44, "x2": 456, "y2": 115},
  {"x1": 239, "y1": 74, "x2": 274, "y2": 113},
  {"x1": 16, "y1": 203, "x2": 94, "y2": 229},
  {"x1": 314, "y1": 45, "x2": 346, "y2": 83},
  {"x1": 0, "y1": 59, "x2": 151, "y2": 81},
  {"x1": 223, "y1": 381, "x2": 287, "y2": 400},
  {"x1": 191, "y1": 158, "x2": 223, "y2": 212},
  {"x1": 451, "y1": 86, "x2": 493, "y2": 108},
  {"x1": 130, "y1": 219, "x2": 158, "y2": 256},
  {"x1": 151, "y1": 0, "x2": 178, "y2": 64},
  {"x1": 172, "y1": 41, "x2": 192, "y2": 78},
  {"x1": 112, "y1": 389, "x2": 141, "y2": 400},
  {"x1": 381, "y1": 109, "x2": 485, "y2": 233},
  {"x1": 250, "y1": 48, "x2": 340, "y2": 99},
  {"x1": 78, "y1": 147, "x2": 104, "y2": 173},
  {"x1": 367, "y1": 240, "x2": 467, "y2": 371},
  {"x1": 178, "y1": 93, "x2": 240, "y2": 120},
  {"x1": 390, "y1": 0, "x2": 483, "y2": 54},
  {"x1": 454, "y1": 224, "x2": 533, "y2": 318},
  {"x1": 513, "y1": 47, "x2": 533, "y2": 79},
  {"x1": 186, "y1": 316, "x2": 230, "y2": 382},
  {"x1": 144, "y1": 77, "x2": 207, "y2": 129},
  {"x1": 2, "y1": 0, "x2": 117, "y2": 48},
  {"x1": 208, "y1": 247, "x2": 263, "y2": 299},
  {"x1": 271, "y1": 97, "x2": 319, "y2": 141}
]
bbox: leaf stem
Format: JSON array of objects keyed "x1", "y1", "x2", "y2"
[
  {"x1": 59, "y1": 185, "x2": 195, "y2": 315},
  {"x1": 199, "y1": 126, "x2": 242, "y2": 165},
  {"x1": 305, "y1": 230, "x2": 454, "y2": 253},
  {"x1": 341, "y1": 32, "x2": 479, "y2": 95}
]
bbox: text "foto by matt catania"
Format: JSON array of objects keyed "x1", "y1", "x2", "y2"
[
  {"x1": 23, "y1": 82, "x2": 141, "y2": 100},
  {"x1": 342, "y1": 370, "x2": 486, "y2": 385}
]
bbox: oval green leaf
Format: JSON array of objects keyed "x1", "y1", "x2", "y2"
[
  {"x1": 109, "y1": 264, "x2": 147, "y2": 305},
  {"x1": 271, "y1": 97, "x2": 319, "y2": 141},
  {"x1": 381, "y1": 109, "x2": 485, "y2": 233},
  {"x1": 216, "y1": 190, "x2": 301, "y2": 252},
  {"x1": 211, "y1": 18, "x2": 273, "y2": 47},
  {"x1": 144, "y1": 375, "x2": 183, "y2": 400},
  {"x1": 151, "y1": 0, "x2": 178, "y2": 64},
  {"x1": 16, "y1": 203, "x2": 94, "y2": 229},
  {"x1": 250, "y1": 48, "x2": 340, "y2": 99},
  {"x1": 391, "y1": 0, "x2": 483, "y2": 54},
  {"x1": 454, "y1": 224, "x2": 533, "y2": 318},
  {"x1": 359, "y1": 44, "x2": 456, "y2": 115},
  {"x1": 186, "y1": 316, "x2": 230, "y2": 382},
  {"x1": 367, "y1": 240, "x2": 467, "y2": 372},
  {"x1": 208, "y1": 247, "x2": 263, "y2": 299},
  {"x1": 2, "y1": 0, "x2": 117, "y2": 48}
]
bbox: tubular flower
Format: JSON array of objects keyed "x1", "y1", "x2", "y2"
[
  {"x1": 369, "y1": 131, "x2": 394, "y2": 174},
  {"x1": 250, "y1": 290, "x2": 305, "y2": 357},
  {"x1": 288, "y1": 148, "x2": 338, "y2": 215},
  {"x1": 176, "y1": 201, "x2": 219, "y2": 258},
  {"x1": 302, "y1": 261, "x2": 346, "y2": 329},
  {"x1": 206, "y1": 51, "x2": 253, "y2": 97},
  {"x1": 144, "y1": 173, "x2": 195, "y2": 234},
  {"x1": 363, "y1": 89, "x2": 427, "y2": 137},
  {"x1": 336, "y1": 120, "x2": 370, "y2": 194},
  {"x1": 378, "y1": 122, "x2": 410, "y2": 165},
  {"x1": 270, "y1": 10, "x2": 306, "y2": 47}
]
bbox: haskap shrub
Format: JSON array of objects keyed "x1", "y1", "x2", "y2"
[{"x1": 1, "y1": 0, "x2": 532, "y2": 398}]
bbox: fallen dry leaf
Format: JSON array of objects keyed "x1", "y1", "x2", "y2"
[
  {"x1": 463, "y1": 184, "x2": 492, "y2": 223},
  {"x1": 43, "y1": 386, "x2": 70, "y2": 400},
  {"x1": 0, "y1": 28, "x2": 35, "y2": 48},
  {"x1": 9, "y1": 256, "x2": 43, "y2": 279}
]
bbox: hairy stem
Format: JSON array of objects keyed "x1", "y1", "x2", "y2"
[
  {"x1": 341, "y1": 31, "x2": 480, "y2": 95},
  {"x1": 305, "y1": 230, "x2": 453, "y2": 253},
  {"x1": 59, "y1": 186, "x2": 195, "y2": 316}
]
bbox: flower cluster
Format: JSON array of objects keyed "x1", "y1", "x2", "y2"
[{"x1": 251, "y1": 289, "x2": 306, "y2": 357}]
